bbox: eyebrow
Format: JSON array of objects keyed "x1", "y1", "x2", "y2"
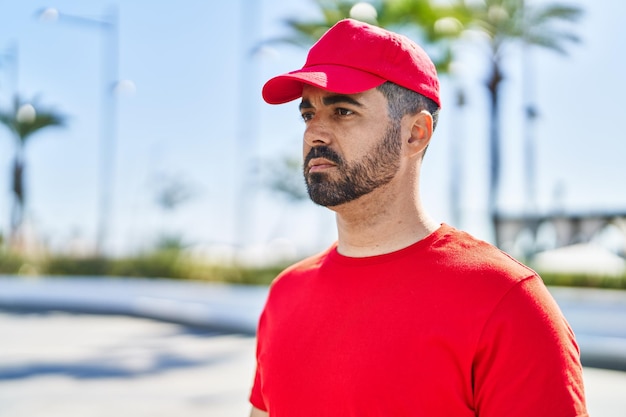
[{"x1": 299, "y1": 94, "x2": 364, "y2": 111}]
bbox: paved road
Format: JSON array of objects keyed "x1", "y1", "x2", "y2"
[{"x1": 1, "y1": 311, "x2": 625, "y2": 417}]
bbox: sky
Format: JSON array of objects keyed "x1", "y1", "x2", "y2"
[{"x1": 0, "y1": 0, "x2": 624, "y2": 263}]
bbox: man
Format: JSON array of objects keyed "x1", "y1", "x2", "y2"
[{"x1": 249, "y1": 19, "x2": 587, "y2": 417}]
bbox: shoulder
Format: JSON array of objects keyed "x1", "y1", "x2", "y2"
[
  {"x1": 257, "y1": 244, "x2": 336, "y2": 331},
  {"x1": 266, "y1": 243, "x2": 334, "y2": 293},
  {"x1": 410, "y1": 225, "x2": 544, "y2": 312},
  {"x1": 428, "y1": 225, "x2": 537, "y2": 282}
]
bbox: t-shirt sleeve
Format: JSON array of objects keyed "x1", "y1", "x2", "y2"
[
  {"x1": 473, "y1": 276, "x2": 588, "y2": 417},
  {"x1": 249, "y1": 308, "x2": 268, "y2": 412},
  {"x1": 249, "y1": 362, "x2": 267, "y2": 411}
]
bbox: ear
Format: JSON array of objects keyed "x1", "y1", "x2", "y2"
[{"x1": 406, "y1": 110, "x2": 433, "y2": 157}]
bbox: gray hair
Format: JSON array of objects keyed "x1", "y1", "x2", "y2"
[{"x1": 376, "y1": 82, "x2": 440, "y2": 131}]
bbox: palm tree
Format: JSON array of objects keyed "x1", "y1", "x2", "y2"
[
  {"x1": 448, "y1": 0, "x2": 583, "y2": 246},
  {"x1": 0, "y1": 95, "x2": 66, "y2": 246},
  {"x1": 267, "y1": 0, "x2": 457, "y2": 71}
]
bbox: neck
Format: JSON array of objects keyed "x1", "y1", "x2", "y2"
[{"x1": 332, "y1": 180, "x2": 439, "y2": 258}]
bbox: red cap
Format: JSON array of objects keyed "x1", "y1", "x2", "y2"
[{"x1": 262, "y1": 19, "x2": 440, "y2": 107}]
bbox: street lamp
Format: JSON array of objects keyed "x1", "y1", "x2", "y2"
[
  {"x1": 0, "y1": 42, "x2": 19, "y2": 240},
  {"x1": 38, "y1": 6, "x2": 119, "y2": 256}
]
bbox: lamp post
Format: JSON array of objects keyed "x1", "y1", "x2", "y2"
[
  {"x1": 0, "y1": 42, "x2": 19, "y2": 244},
  {"x1": 39, "y1": 6, "x2": 119, "y2": 256},
  {"x1": 234, "y1": 0, "x2": 261, "y2": 261}
]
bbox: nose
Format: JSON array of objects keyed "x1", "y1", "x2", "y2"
[{"x1": 303, "y1": 120, "x2": 332, "y2": 147}]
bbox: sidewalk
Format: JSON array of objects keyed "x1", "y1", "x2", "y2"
[
  {"x1": 1, "y1": 275, "x2": 626, "y2": 370},
  {"x1": 0, "y1": 310, "x2": 257, "y2": 417}
]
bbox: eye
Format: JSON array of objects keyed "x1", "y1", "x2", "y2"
[
  {"x1": 300, "y1": 111, "x2": 314, "y2": 122},
  {"x1": 336, "y1": 108, "x2": 354, "y2": 117}
]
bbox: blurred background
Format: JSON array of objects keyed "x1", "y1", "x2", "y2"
[
  {"x1": 0, "y1": 0, "x2": 623, "y2": 267},
  {"x1": 1, "y1": 0, "x2": 625, "y2": 415}
]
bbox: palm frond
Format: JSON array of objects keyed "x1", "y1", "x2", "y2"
[{"x1": 0, "y1": 95, "x2": 66, "y2": 146}]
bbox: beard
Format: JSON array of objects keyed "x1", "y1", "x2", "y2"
[{"x1": 303, "y1": 121, "x2": 402, "y2": 207}]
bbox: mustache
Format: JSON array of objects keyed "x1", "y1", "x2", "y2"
[{"x1": 304, "y1": 146, "x2": 343, "y2": 168}]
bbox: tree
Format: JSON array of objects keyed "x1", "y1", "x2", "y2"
[
  {"x1": 267, "y1": 0, "x2": 457, "y2": 71},
  {"x1": 0, "y1": 95, "x2": 66, "y2": 247},
  {"x1": 451, "y1": 0, "x2": 583, "y2": 246}
]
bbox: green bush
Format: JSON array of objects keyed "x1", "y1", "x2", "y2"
[
  {"x1": 0, "y1": 252, "x2": 24, "y2": 274},
  {"x1": 540, "y1": 272, "x2": 626, "y2": 290},
  {"x1": 45, "y1": 256, "x2": 110, "y2": 276},
  {"x1": 110, "y1": 251, "x2": 183, "y2": 279},
  {"x1": 207, "y1": 264, "x2": 287, "y2": 285},
  {"x1": 35, "y1": 249, "x2": 288, "y2": 286}
]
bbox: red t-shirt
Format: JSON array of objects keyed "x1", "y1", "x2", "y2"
[{"x1": 250, "y1": 225, "x2": 587, "y2": 416}]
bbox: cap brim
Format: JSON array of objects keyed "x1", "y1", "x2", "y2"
[{"x1": 262, "y1": 65, "x2": 387, "y2": 104}]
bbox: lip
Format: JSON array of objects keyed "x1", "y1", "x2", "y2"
[{"x1": 307, "y1": 158, "x2": 337, "y2": 173}]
